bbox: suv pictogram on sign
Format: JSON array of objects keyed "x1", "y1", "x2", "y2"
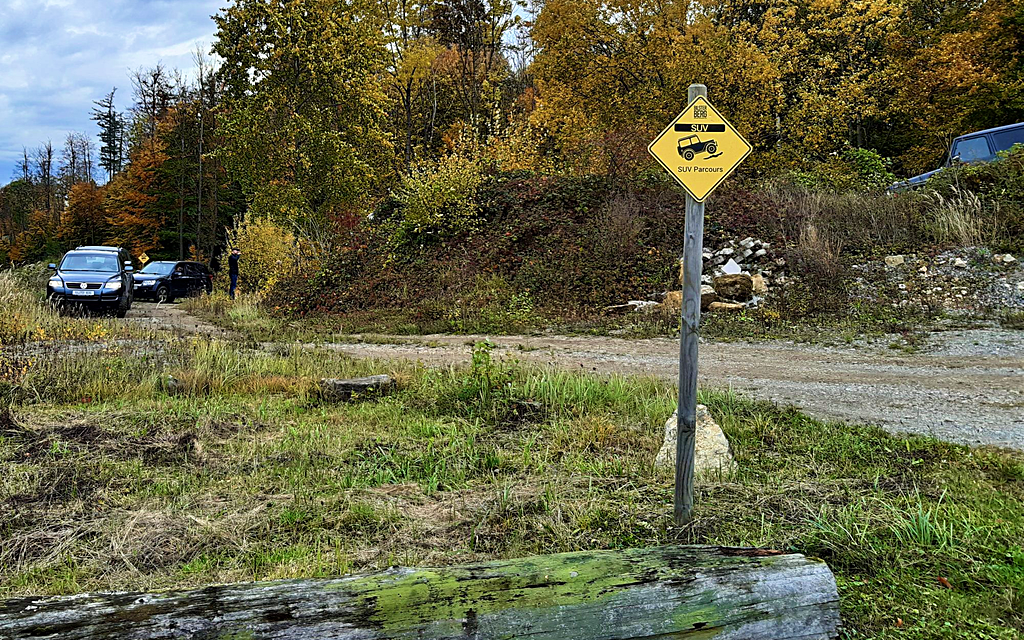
[{"x1": 677, "y1": 134, "x2": 718, "y2": 160}]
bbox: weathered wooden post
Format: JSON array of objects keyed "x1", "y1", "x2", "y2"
[
  {"x1": 647, "y1": 84, "x2": 752, "y2": 525},
  {"x1": 674, "y1": 83, "x2": 707, "y2": 525}
]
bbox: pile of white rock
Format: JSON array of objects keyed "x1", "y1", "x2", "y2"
[
  {"x1": 603, "y1": 237, "x2": 783, "y2": 316},
  {"x1": 703, "y1": 237, "x2": 781, "y2": 277}
]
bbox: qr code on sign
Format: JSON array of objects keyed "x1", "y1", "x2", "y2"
[{"x1": 694, "y1": 105, "x2": 708, "y2": 119}]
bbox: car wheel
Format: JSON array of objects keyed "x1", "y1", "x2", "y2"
[
  {"x1": 683, "y1": 149, "x2": 695, "y2": 161},
  {"x1": 705, "y1": 143, "x2": 717, "y2": 154},
  {"x1": 156, "y1": 285, "x2": 173, "y2": 304}
]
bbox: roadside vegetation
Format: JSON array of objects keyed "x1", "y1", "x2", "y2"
[
  {"x1": 3, "y1": 291, "x2": 1023, "y2": 639},
  {"x1": 177, "y1": 154, "x2": 1024, "y2": 348}
]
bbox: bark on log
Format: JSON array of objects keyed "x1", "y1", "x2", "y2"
[{"x1": 0, "y1": 545, "x2": 840, "y2": 640}]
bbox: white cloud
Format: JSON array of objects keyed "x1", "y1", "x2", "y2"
[{"x1": 0, "y1": 0, "x2": 223, "y2": 181}]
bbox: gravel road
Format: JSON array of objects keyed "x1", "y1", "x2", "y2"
[{"x1": 127, "y1": 303, "x2": 1024, "y2": 450}]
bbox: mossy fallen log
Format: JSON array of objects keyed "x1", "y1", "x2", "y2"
[{"x1": 0, "y1": 545, "x2": 840, "y2": 639}]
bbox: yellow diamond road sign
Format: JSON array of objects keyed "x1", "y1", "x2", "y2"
[
  {"x1": 648, "y1": 96, "x2": 751, "y2": 202},
  {"x1": 138, "y1": 252, "x2": 150, "y2": 264}
]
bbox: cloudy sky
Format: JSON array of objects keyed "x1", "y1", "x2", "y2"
[{"x1": 0, "y1": 0, "x2": 223, "y2": 182}]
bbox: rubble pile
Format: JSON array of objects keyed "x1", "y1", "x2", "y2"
[
  {"x1": 605, "y1": 237, "x2": 781, "y2": 316},
  {"x1": 605, "y1": 238, "x2": 1023, "y2": 319},
  {"x1": 850, "y1": 247, "x2": 1023, "y2": 312}
]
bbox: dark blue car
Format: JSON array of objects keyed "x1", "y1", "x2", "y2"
[
  {"x1": 133, "y1": 261, "x2": 213, "y2": 303},
  {"x1": 894, "y1": 121, "x2": 1024, "y2": 190},
  {"x1": 47, "y1": 246, "x2": 135, "y2": 317}
]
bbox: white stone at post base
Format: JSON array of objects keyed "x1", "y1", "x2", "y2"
[{"x1": 655, "y1": 405, "x2": 737, "y2": 477}]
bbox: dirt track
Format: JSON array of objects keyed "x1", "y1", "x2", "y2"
[{"x1": 129, "y1": 303, "x2": 1024, "y2": 450}]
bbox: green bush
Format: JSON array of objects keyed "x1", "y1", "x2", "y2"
[
  {"x1": 393, "y1": 155, "x2": 484, "y2": 244},
  {"x1": 789, "y1": 146, "x2": 896, "y2": 192}
]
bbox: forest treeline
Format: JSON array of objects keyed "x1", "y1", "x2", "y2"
[{"x1": 1, "y1": 0, "x2": 1023, "y2": 268}]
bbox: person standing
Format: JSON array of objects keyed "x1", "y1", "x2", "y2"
[{"x1": 228, "y1": 248, "x2": 241, "y2": 299}]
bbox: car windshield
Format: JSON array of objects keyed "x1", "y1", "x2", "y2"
[
  {"x1": 139, "y1": 262, "x2": 175, "y2": 275},
  {"x1": 59, "y1": 253, "x2": 119, "y2": 272}
]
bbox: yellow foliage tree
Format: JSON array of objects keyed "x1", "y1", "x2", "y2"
[
  {"x1": 531, "y1": 0, "x2": 781, "y2": 177},
  {"x1": 224, "y1": 217, "x2": 300, "y2": 295}
]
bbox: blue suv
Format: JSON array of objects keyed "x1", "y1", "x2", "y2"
[
  {"x1": 47, "y1": 246, "x2": 135, "y2": 317},
  {"x1": 895, "y1": 121, "x2": 1024, "y2": 190}
]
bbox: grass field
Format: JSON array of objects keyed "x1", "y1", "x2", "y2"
[{"x1": 2, "y1": 272, "x2": 1023, "y2": 639}]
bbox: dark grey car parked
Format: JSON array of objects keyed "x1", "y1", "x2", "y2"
[
  {"x1": 47, "y1": 246, "x2": 135, "y2": 317},
  {"x1": 133, "y1": 261, "x2": 213, "y2": 303}
]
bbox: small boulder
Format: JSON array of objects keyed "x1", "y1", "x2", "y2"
[
  {"x1": 713, "y1": 273, "x2": 754, "y2": 301},
  {"x1": 884, "y1": 255, "x2": 905, "y2": 267},
  {"x1": 701, "y1": 285, "x2": 717, "y2": 310},
  {"x1": 751, "y1": 273, "x2": 768, "y2": 295},
  {"x1": 661, "y1": 288, "x2": 717, "y2": 313},
  {"x1": 320, "y1": 375, "x2": 395, "y2": 402},
  {"x1": 655, "y1": 405, "x2": 736, "y2": 476},
  {"x1": 721, "y1": 259, "x2": 742, "y2": 275},
  {"x1": 661, "y1": 290, "x2": 682, "y2": 314},
  {"x1": 953, "y1": 257, "x2": 969, "y2": 268},
  {"x1": 708, "y1": 301, "x2": 744, "y2": 312},
  {"x1": 1003, "y1": 254, "x2": 1017, "y2": 265}
]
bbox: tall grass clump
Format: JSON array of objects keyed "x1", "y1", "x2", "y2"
[{"x1": 924, "y1": 187, "x2": 985, "y2": 246}]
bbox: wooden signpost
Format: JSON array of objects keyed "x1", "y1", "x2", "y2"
[{"x1": 648, "y1": 84, "x2": 751, "y2": 524}]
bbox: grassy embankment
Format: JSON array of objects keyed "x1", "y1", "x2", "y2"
[{"x1": 2, "y1": 271, "x2": 1023, "y2": 639}]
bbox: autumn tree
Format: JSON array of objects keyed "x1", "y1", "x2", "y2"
[
  {"x1": 213, "y1": 0, "x2": 393, "y2": 243},
  {"x1": 752, "y1": 0, "x2": 903, "y2": 164},
  {"x1": 103, "y1": 139, "x2": 169, "y2": 256},
  {"x1": 531, "y1": 0, "x2": 780, "y2": 177},
  {"x1": 381, "y1": 0, "x2": 448, "y2": 167},
  {"x1": 60, "y1": 182, "x2": 108, "y2": 248},
  {"x1": 430, "y1": 0, "x2": 517, "y2": 142},
  {"x1": 891, "y1": 0, "x2": 1024, "y2": 171}
]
